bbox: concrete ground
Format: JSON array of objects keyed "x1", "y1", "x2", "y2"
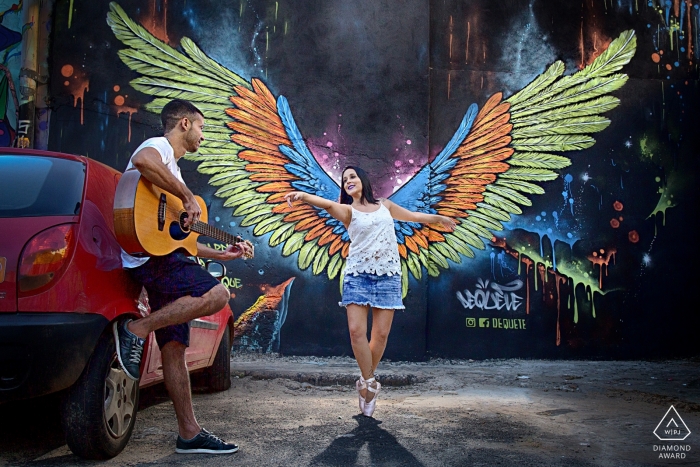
[{"x1": 1, "y1": 354, "x2": 699, "y2": 466}]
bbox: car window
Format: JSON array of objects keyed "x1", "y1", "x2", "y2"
[{"x1": 0, "y1": 155, "x2": 85, "y2": 217}]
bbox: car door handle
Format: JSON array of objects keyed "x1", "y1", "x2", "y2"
[{"x1": 190, "y1": 319, "x2": 218, "y2": 331}]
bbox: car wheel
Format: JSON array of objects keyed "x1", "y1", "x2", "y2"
[
  {"x1": 204, "y1": 325, "x2": 232, "y2": 392},
  {"x1": 60, "y1": 326, "x2": 139, "y2": 459}
]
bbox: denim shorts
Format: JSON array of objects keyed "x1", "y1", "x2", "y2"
[
  {"x1": 339, "y1": 272, "x2": 404, "y2": 310},
  {"x1": 127, "y1": 252, "x2": 221, "y2": 348}
]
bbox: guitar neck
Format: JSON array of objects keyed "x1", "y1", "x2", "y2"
[{"x1": 191, "y1": 221, "x2": 240, "y2": 246}]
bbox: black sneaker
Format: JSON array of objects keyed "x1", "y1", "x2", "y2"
[
  {"x1": 176, "y1": 429, "x2": 239, "y2": 454},
  {"x1": 113, "y1": 319, "x2": 144, "y2": 380}
]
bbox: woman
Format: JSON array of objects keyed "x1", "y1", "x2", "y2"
[{"x1": 284, "y1": 166, "x2": 455, "y2": 417}]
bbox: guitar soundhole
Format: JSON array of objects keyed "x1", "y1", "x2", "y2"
[
  {"x1": 178, "y1": 212, "x2": 190, "y2": 231},
  {"x1": 169, "y1": 212, "x2": 190, "y2": 241}
]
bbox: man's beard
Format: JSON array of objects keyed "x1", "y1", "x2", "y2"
[{"x1": 185, "y1": 130, "x2": 200, "y2": 152}]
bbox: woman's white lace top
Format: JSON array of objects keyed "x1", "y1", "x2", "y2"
[{"x1": 345, "y1": 202, "x2": 401, "y2": 276}]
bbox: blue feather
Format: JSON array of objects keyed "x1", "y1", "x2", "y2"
[
  {"x1": 276, "y1": 95, "x2": 340, "y2": 202},
  {"x1": 389, "y1": 104, "x2": 478, "y2": 213},
  {"x1": 431, "y1": 104, "x2": 478, "y2": 166}
]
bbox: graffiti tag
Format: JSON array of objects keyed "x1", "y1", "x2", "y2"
[{"x1": 456, "y1": 278, "x2": 524, "y2": 312}]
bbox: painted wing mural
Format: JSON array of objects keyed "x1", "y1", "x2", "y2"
[{"x1": 107, "y1": 3, "x2": 637, "y2": 295}]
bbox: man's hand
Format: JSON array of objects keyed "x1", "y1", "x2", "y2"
[
  {"x1": 219, "y1": 239, "x2": 254, "y2": 261},
  {"x1": 183, "y1": 194, "x2": 202, "y2": 229}
]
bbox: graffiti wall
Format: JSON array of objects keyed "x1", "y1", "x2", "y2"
[
  {"x1": 47, "y1": 0, "x2": 700, "y2": 360},
  {"x1": 0, "y1": 1, "x2": 23, "y2": 147}
]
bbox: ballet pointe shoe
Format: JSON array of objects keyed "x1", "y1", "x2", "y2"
[
  {"x1": 356, "y1": 376, "x2": 367, "y2": 413},
  {"x1": 362, "y1": 377, "x2": 381, "y2": 417}
]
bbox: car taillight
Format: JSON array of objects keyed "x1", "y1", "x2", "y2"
[{"x1": 18, "y1": 224, "x2": 76, "y2": 294}]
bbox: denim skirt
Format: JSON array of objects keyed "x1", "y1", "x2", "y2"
[{"x1": 339, "y1": 272, "x2": 405, "y2": 310}]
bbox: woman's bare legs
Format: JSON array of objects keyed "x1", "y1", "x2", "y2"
[
  {"x1": 347, "y1": 304, "x2": 372, "y2": 382},
  {"x1": 346, "y1": 305, "x2": 395, "y2": 402},
  {"x1": 366, "y1": 308, "x2": 394, "y2": 402}
]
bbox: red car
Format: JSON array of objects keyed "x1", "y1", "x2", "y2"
[{"x1": 0, "y1": 149, "x2": 234, "y2": 459}]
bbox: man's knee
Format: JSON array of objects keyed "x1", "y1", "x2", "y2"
[
  {"x1": 161, "y1": 340, "x2": 187, "y2": 361},
  {"x1": 203, "y1": 284, "x2": 230, "y2": 315}
]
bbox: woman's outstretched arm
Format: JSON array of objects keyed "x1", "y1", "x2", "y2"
[
  {"x1": 284, "y1": 192, "x2": 352, "y2": 227},
  {"x1": 383, "y1": 199, "x2": 457, "y2": 231}
]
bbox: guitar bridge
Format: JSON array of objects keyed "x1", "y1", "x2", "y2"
[{"x1": 158, "y1": 193, "x2": 166, "y2": 231}]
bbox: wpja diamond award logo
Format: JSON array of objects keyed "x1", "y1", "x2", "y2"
[{"x1": 652, "y1": 405, "x2": 692, "y2": 460}]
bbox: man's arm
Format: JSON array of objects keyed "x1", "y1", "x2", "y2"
[
  {"x1": 131, "y1": 148, "x2": 201, "y2": 227},
  {"x1": 196, "y1": 242, "x2": 251, "y2": 261}
]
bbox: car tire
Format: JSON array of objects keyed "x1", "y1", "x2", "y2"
[
  {"x1": 60, "y1": 325, "x2": 139, "y2": 459},
  {"x1": 204, "y1": 325, "x2": 232, "y2": 392}
]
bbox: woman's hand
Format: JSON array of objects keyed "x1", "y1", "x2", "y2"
[
  {"x1": 284, "y1": 191, "x2": 305, "y2": 207},
  {"x1": 438, "y1": 215, "x2": 457, "y2": 232}
]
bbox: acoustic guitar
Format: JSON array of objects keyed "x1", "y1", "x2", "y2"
[{"x1": 113, "y1": 170, "x2": 253, "y2": 258}]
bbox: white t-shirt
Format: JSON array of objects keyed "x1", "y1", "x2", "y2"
[{"x1": 120, "y1": 137, "x2": 186, "y2": 268}]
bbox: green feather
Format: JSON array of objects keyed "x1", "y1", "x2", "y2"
[
  {"x1": 499, "y1": 167, "x2": 559, "y2": 182},
  {"x1": 181, "y1": 37, "x2": 250, "y2": 89},
  {"x1": 118, "y1": 51, "x2": 232, "y2": 92},
  {"x1": 511, "y1": 96, "x2": 620, "y2": 125},
  {"x1": 108, "y1": 3, "x2": 212, "y2": 78},
  {"x1": 483, "y1": 192, "x2": 522, "y2": 215},
  {"x1": 401, "y1": 262, "x2": 409, "y2": 298},
  {"x1": 197, "y1": 164, "x2": 247, "y2": 176},
  {"x1": 511, "y1": 116, "x2": 610, "y2": 138},
  {"x1": 130, "y1": 77, "x2": 231, "y2": 103},
  {"x1": 252, "y1": 215, "x2": 284, "y2": 236},
  {"x1": 241, "y1": 207, "x2": 275, "y2": 227},
  {"x1": 429, "y1": 248, "x2": 449, "y2": 269},
  {"x1": 209, "y1": 171, "x2": 248, "y2": 186},
  {"x1": 298, "y1": 239, "x2": 318, "y2": 269},
  {"x1": 495, "y1": 179, "x2": 545, "y2": 195},
  {"x1": 474, "y1": 203, "x2": 511, "y2": 222},
  {"x1": 507, "y1": 31, "x2": 635, "y2": 113},
  {"x1": 224, "y1": 191, "x2": 265, "y2": 208},
  {"x1": 510, "y1": 75, "x2": 627, "y2": 121},
  {"x1": 269, "y1": 223, "x2": 295, "y2": 247},
  {"x1": 462, "y1": 217, "x2": 497, "y2": 238},
  {"x1": 327, "y1": 254, "x2": 344, "y2": 280},
  {"x1": 511, "y1": 134, "x2": 596, "y2": 152},
  {"x1": 506, "y1": 152, "x2": 571, "y2": 169},
  {"x1": 108, "y1": 3, "x2": 248, "y2": 88},
  {"x1": 465, "y1": 210, "x2": 503, "y2": 232},
  {"x1": 450, "y1": 226, "x2": 485, "y2": 250},
  {"x1": 230, "y1": 196, "x2": 268, "y2": 216},
  {"x1": 215, "y1": 180, "x2": 251, "y2": 197},
  {"x1": 446, "y1": 235, "x2": 474, "y2": 258},
  {"x1": 578, "y1": 30, "x2": 637, "y2": 79},
  {"x1": 507, "y1": 61, "x2": 565, "y2": 108},
  {"x1": 417, "y1": 249, "x2": 429, "y2": 270},
  {"x1": 485, "y1": 185, "x2": 532, "y2": 207},
  {"x1": 406, "y1": 252, "x2": 422, "y2": 281},
  {"x1": 312, "y1": 246, "x2": 331, "y2": 275},
  {"x1": 282, "y1": 231, "x2": 307, "y2": 256}
]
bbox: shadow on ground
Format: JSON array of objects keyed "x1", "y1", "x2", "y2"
[{"x1": 310, "y1": 414, "x2": 424, "y2": 466}]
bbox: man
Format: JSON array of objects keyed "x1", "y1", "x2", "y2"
[{"x1": 114, "y1": 99, "x2": 251, "y2": 455}]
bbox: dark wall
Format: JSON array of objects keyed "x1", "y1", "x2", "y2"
[{"x1": 47, "y1": 0, "x2": 700, "y2": 360}]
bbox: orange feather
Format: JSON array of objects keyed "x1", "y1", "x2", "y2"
[
  {"x1": 238, "y1": 150, "x2": 288, "y2": 166},
  {"x1": 257, "y1": 182, "x2": 292, "y2": 193},
  {"x1": 397, "y1": 243, "x2": 407, "y2": 258},
  {"x1": 329, "y1": 237, "x2": 345, "y2": 255}
]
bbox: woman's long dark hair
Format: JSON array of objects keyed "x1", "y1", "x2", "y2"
[{"x1": 339, "y1": 166, "x2": 379, "y2": 205}]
